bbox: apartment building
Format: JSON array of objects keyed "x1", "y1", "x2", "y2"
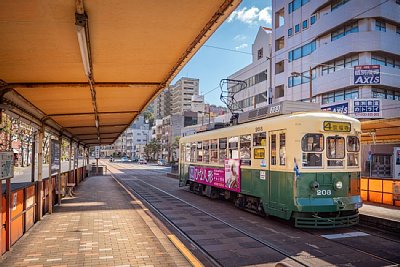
[
  {"x1": 227, "y1": 26, "x2": 273, "y2": 112},
  {"x1": 153, "y1": 88, "x2": 172, "y2": 120},
  {"x1": 171, "y1": 77, "x2": 200, "y2": 115},
  {"x1": 271, "y1": 0, "x2": 400, "y2": 119}
]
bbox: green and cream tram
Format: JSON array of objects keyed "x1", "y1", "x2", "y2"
[{"x1": 179, "y1": 111, "x2": 362, "y2": 228}]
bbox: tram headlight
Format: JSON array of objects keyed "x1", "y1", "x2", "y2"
[
  {"x1": 310, "y1": 181, "x2": 319, "y2": 190},
  {"x1": 335, "y1": 181, "x2": 343, "y2": 190}
]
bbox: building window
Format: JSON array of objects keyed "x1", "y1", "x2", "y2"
[
  {"x1": 375, "y1": 20, "x2": 386, "y2": 32},
  {"x1": 322, "y1": 88, "x2": 359, "y2": 104},
  {"x1": 288, "y1": 40, "x2": 316, "y2": 62},
  {"x1": 275, "y1": 37, "x2": 285, "y2": 51},
  {"x1": 371, "y1": 53, "x2": 400, "y2": 68},
  {"x1": 331, "y1": 21, "x2": 358, "y2": 41},
  {"x1": 275, "y1": 8, "x2": 285, "y2": 28},
  {"x1": 257, "y1": 48, "x2": 263, "y2": 59},
  {"x1": 302, "y1": 20, "x2": 308, "y2": 30},
  {"x1": 295, "y1": 24, "x2": 300, "y2": 33},
  {"x1": 331, "y1": 0, "x2": 350, "y2": 11},
  {"x1": 275, "y1": 85, "x2": 285, "y2": 98},
  {"x1": 372, "y1": 88, "x2": 400, "y2": 100},
  {"x1": 275, "y1": 60, "x2": 285, "y2": 74},
  {"x1": 288, "y1": 0, "x2": 309, "y2": 14},
  {"x1": 310, "y1": 14, "x2": 316, "y2": 25},
  {"x1": 288, "y1": 28, "x2": 293, "y2": 37}
]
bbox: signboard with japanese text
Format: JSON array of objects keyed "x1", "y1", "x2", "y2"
[
  {"x1": 94, "y1": 146, "x2": 100, "y2": 159},
  {"x1": 0, "y1": 151, "x2": 14, "y2": 180},
  {"x1": 51, "y1": 139, "x2": 60, "y2": 175},
  {"x1": 352, "y1": 99, "x2": 382, "y2": 118},
  {"x1": 354, "y1": 65, "x2": 380, "y2": 85},
  {"x1": 321, "y1": 102, "x2": 349, "y2": 115}
]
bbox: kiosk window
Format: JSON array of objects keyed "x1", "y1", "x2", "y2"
[{"x1": 240, "y1": 134, "x2": 251, "y2": 166}]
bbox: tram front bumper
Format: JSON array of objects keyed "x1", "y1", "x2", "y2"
[{"x1": 295, "y1": 195, "x2": 362, "y2": 213}]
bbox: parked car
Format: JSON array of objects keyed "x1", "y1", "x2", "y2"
[
  {"x1": 157, "y1": 159, "x2": 166, "y2": 166},
  {"x1": 138, "y1": 159, "x2": 147, "y2": 164},
  {"x1": 121, "y1": 156, "x2": 130, "y2": 162}
]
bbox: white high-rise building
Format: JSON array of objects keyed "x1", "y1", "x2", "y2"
[
  {"x1": 171, "y1": 77, "x2": 200, "y2": 115},
  {"x1": 271, "y1": 0, "x2": 400, "y2": 118},
  {"x1": 227, "y1": 27, "x2": 273, "y2": 112}
]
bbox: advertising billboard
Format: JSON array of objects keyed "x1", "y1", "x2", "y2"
[
  {"x1": 189, "y1": 158, "x2": 241, "y2": 192},
  {"x1": 352, "y1": 99, "x2": 382, "y2": 118},
  {"x1": 354, "y1": 65, "x2": 380, "y2": 85},
  {"x1": 321, "y1": 102, "x2": 349, "y2": 115}
]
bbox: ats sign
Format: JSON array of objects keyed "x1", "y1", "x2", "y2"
[{"x1": 354, "y1": 65, "x2": 380, "y2": 84}]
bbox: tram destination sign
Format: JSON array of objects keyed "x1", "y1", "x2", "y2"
[
  {"x1": 0, "y1": 151, "x2": 14, "y2": 180},
  {"x1": 323, "y1": 121, "x2": 351, "y2": 132}
]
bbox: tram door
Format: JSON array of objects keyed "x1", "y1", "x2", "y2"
[{"x1": 268, "y1": 130, "x2": 288, "y2": 218}]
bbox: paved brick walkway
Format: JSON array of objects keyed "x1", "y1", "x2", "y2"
[{"x1": 1, "y1": 176, "x2": 191, "y2": 267}]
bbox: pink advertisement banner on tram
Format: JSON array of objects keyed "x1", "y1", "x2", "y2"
[{"x1": 189, "y1": 159, "x2": 241, "y2": 192}]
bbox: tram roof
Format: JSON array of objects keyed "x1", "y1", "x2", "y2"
[
  {"x1": 361, "y1": 117, "x2": 400, "y2": 144},
  {"x1": 0, "y1": 0, "x2": 241, "y2": 146}
]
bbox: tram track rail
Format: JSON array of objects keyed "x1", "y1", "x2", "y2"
[
  {"x1": 107, "y1": 165, "x2": 308, "y2": 267},
  {"x1": 105, "y1": 163, "x2": 400, "y2": 266}
]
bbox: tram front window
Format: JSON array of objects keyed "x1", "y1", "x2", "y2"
[
  {"x1": 347, "y1": 136, "x2": 360, "y2": 167},
  {"x1": 301, "y1": 133, "x2": 323, "y2": 167},
  {"x1": 327, "y1": 136, "x2": 345, "y2": 167}
]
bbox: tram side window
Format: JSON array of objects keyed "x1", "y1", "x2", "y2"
[
  {"x1": 203, "y1": 140, "x2": 210, "y2": 163},
  {"x1": 240, "y1": 134, "x2": 251, "y2": 166},
  {"x1": 210, "y1": 139, "x2": 218, "y2": 163},
  {"x1": 279, "y1": 133, "x2": 286, "y2": 166},
  {"x1": 219, "y1": 138, "x2": 227, "y2": 164},
  {"x1": 185, "y1": 143, "x2": 191, "y2": 162},
  {"x1": 327, "y1": 136, "x2": 345, "y2": 167},
  {"x1": 190, "y1": 143, "x2": 197, "y2": 163},
  {"x1": 301, "y1": 133, "x2": 323, "y2": 167},
  {"x1": 229, "y1": 136, "x2": 239, "y2": 159},
  {"x1": 271, "y1": 134, "x2": 277, "y2": 165},
  {"x1": 253, "y1": 132, "x2": 266, "y2": 146},
  {"x1": 347, "y1": 136, "x2": 360, "y2": 167},
  {"x1": 197, "y1": 141, "x2": 203, "y2": 162}
]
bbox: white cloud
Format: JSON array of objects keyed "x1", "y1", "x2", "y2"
[
  {"x1": 233, "y1": 34, "x2": 247, "y2": 42},
  {"x1": 235, "y1": 43, "x2": 248, "y2": 50},
  {"x1": 258, "y1": 7, "x2": 272, "y2": 24},
  {"x1": 227, "y1": 6, "x2": 272, "y2": 25}
]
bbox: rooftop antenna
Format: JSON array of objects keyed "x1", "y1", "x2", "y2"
[{"x1": 219, "y1": 79, "x2": 246, "y2": 126}]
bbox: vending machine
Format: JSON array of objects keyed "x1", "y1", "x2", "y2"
[{"x1": 394, "y1": 147, "x2": 400, "y2": 179}]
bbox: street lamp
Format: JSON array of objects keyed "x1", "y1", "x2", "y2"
[{"x1": 291, "y1": 66, "x2": 314, "y2": 102}]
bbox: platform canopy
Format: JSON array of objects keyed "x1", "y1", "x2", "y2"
[
  {"x1": 361, "y1": 117, "x2": 400, "y2": 144},
  {"x1": 0, "y1": 0, "x2": 241, "y2": 146}
]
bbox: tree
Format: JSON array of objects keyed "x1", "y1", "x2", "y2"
[
  {"x1": 143, "y1": 110, "x2": 155, "y2": 128},
  {"x1": 144, "y1": 138, "x2": 161, "y2": 160}
]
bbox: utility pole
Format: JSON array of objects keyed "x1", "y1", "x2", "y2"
[{"x1": 309, "y1": 66, "x2": 313, "y2": 102}]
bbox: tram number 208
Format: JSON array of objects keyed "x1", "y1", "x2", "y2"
[{"x1": 316, "y1": 189, "x2": 332, "y2": 196}]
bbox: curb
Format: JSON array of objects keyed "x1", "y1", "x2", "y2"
[{"x1": 359, "y1": 214, "x2": 400, "y2": 233}]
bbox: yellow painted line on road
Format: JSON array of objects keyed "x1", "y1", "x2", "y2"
[
  {"x1": 107, "y1": 165, "x2": 203, "y2": 267},
  {"x1": 167, "y1": 234, "x2": 204, "y2": 267}
]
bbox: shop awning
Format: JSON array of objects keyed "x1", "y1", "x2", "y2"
[
  {"x1": 0, "y1": 0, "x2": 241, "y2": 146},
  {"x1": 361, "y1": 117, "x2": 400, "y2": 144}
]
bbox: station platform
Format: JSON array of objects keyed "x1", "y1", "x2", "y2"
[
  {"x1": 1, "y1": 175, "x2": 192, "y2": 267},
  {"x1": 359, "y1": 202, "x2": 400, "y2": 233}
]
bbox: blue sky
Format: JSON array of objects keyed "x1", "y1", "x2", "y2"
[{"x1": 172, "y1": 0, "x2": 272, "y2": 106}]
